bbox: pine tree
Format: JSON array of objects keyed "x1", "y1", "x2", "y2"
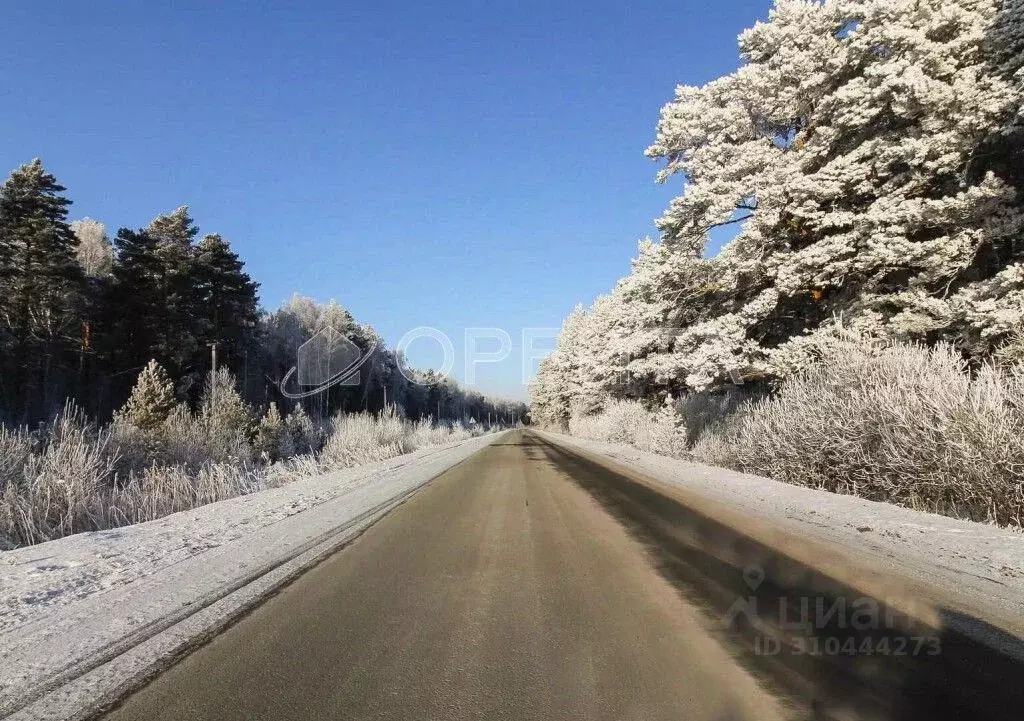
[
  {"x1": 533, "y1": 0, "x2": 1024, "y2": 425},
  {"x1": 641, "y1": 0, "x2": 1024, "y2": 388},
  {"x1": 255, "y1": 402, "x2": 293, "y2": 461},
  {"x1": 117, "y1": 359, "x2": 176, "y2": 431},
  {"x1": 147, "y1": 205, "x2": 198, "y2": 247},
  {"x1": 149, "y1": 208, "x2": 203, "y2": 380},
  {"x1": 0, "y1": 160, "x2": 85, "y2": 419},
  {"x1": 109, "y1": 208, "x2": 203, "y2": 385},
  {"x1": 193, "y1": 234, "x2": 259, "y2": 372},
  {"x1": 108, "y1": 228, "x2": 164, "y2": 375},
  {"x1": 285, "y1": 403, "x2": 318, "y2": 454},
  {"x1": 202, "y1": 367, "x2": 252, "y2": 435}
]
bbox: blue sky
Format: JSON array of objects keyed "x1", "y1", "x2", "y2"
[{"x1": 1, "y1": 0, "x2": 769, "y2": 400}]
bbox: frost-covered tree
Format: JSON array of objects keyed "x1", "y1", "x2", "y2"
[
  {"x1": 255, "y1": 402, "x2": 294, "y2": 461},
  {"x1": 534, "y1": 0, "x2": 1024, "y2": 427},
  {"x1": 529, "y1": 305, "x2": 589, "y2": 428},
  {"x1": 642, "y1": 0, "x2": 1024, "y2": 390},
  {"x1": 202, "y1": 368, "x2": 252, "y2": 436},
  {"x1": 70, "y1": 218, "x2": 113, "y2": 278},
  {"x1": 285, "y1": 403, "x2": 319, "y2": 454},
  {"x1": 117, "y1": 359, "x2": 176, "y2": 431},
  {"x1": 979, "y1": 0, "x2": 1024, "y2": 193}
]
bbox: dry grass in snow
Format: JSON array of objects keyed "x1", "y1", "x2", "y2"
[{"x1": 0, "y1": 404, "x2": 488, "y2": 548}]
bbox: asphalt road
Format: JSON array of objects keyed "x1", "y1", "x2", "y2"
[{"x1": 102, "y1": 431, "x2": 1024, "y2": 721}]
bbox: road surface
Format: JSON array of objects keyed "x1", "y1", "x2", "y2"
[{"x1": 101, "y1": 431, "x2": 1023, "y2": 721}]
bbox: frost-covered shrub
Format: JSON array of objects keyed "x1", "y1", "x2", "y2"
[
  {"x1": 674, "y1": 387, "x2": 763, "y2": 448},
  {"x1": 200, "y1": 368, "x2": 254, "y2": 462},
  {"x1": 569, "y1": 399, "x2": 687, "y2": 456},
  {"x1": 994, "y1": 324, "x2": 1024, "y2": 369},
  {"x1": 0, "y1": 424, "x2": 34, "y2": 493},
  {"x1": 285, "y1": 404, "x2": 321, "y2": 455},
  {"x1": 0, "y1": 403, "x2": 118, "y2": 546},
  {"x1": 314, "y1": 407, "x2": 480, "y2": 470},
  {"x1": 1, "y1": 399, "x2": 492, "y2": 548},
  {"x1": 697, "y1": 340, "x2": 1024, "y2": 526},
  {"x1": 410, "y1": 417, "x2": 473, "y2": 447},
  {"x1": 318, "y1": 408, "x2": 411, "y2": 469},
  {"x1": 269, "y1": 408, "x2": 485, "y2": 483},
  {"x1": 255, "y1": 402, "x2": 294, "y2": 461},
  {"x1": 116, "y1": 360, "x2": 176, "y2": 432},
  {"x1": 105, "y1": 462, "x2": 264, "y2": 527}
]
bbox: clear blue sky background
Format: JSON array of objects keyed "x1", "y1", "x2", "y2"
[{"x1": 1, "y1": 0, "x2": 769, "y2": 401}]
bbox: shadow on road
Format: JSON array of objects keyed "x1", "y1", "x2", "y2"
[{"x1": 532, "y1": 434, "x2": 1024, "y2": 721}]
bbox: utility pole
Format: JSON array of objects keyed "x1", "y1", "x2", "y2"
[{"x1": 210, "y1": 343, "x2": 218, "y2": 409}]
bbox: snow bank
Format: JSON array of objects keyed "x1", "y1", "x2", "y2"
[{"x1": 0, "y1": 432, "x2": 500, "y2": 720}]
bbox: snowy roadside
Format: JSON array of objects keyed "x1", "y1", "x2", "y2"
[
  {"x1": 0, "y1": 431, "x2": 502, "y2": 720},
  {"x1": 538, "y1": 431, "x2": 1024, "y2": 640}
]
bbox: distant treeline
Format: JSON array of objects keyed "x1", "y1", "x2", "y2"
[{"x1": 0, "y1": 160, "x2": 526, "y2": 426}]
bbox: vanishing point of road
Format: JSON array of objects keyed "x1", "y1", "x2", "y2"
[{"x1": 101, "y1": 430, "x2": 1024, "y2": 721}]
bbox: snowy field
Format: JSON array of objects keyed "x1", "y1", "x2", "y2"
[{"x1": 0, "y1": 432, "x2": 501, "y2": 720}]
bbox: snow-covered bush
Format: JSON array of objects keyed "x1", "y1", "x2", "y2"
[
  {"x1": 0, "y1": 403, "x2": 118, "y2": 546},
  {"x1": 116, "y1": 360, "x2": 176, "y2": 432},
  {"x1": 255, "y1": 402, "x2": 294, "y2": 462},
  {"x1": 1, "y1": 399, "x2": 494, "y2": 548},
  {"x1": 569, "y1": 399, "x2": 687, "y2": 456},
  {"x1": 674, "y1": 387, "x2": 762, "y2": 448},
  {"x1": 994, "y1": 324, "x2": 1024, "y2": 369},
  {"x1": 304, "y1": 407, "x2": 480, "y2": 474},
  {"x1": 200, "y1": 368, "x2": 255, "y2": 462},
  {"x1": 696, "y1": 340, "x2": 1024, "y2": 526},
  {"x1": 317, "y1": 407, "x2": 412, "y2": 469},
  {"x1": 105, "y1": 462, "x2": 265, "y2": 527},
  {"x1": 285, "y1": 403, "x2": 321, "y2": 455},
  {"x1": 0, "y1": 423, "x2": 34, "y2": 495},
  {"x1": 410, "y1": 417, "x2": 474, "y2": 447}
]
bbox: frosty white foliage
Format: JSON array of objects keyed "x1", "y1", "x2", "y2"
[
  {"x1": 648, "y1": 0, "x2": 1023, "y2": 384},
  {"x1": 694, "y1": 339, "x2": 1024, "y2": 526},
  {"x1": 117, "y1": 360, "x2": 176, "y2": 431},
  {"x1": 201, "y1": 367, "x2": 254, "y2": 454},
  {"x1": 255, "y1": 402, "x2": 293, "y2": 461},
  {"x1": 533, "y1": 0, "x2": 1024, "y2": 431},
  {"x1": 568, "y1": 398, "x2": 688, "y2": 457},
  {"x1": 70, "y1": 218, "x2": 113, "y2": 278}
]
